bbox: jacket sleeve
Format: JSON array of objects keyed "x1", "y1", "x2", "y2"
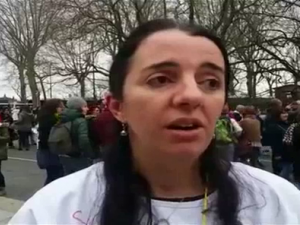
[{"x1": 76, "y1": 118, "x2": 95, "y2": 159}]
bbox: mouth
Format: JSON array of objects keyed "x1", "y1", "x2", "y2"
[{"x1": 166, "y1": 118, "x2": 202, "y2": 131}]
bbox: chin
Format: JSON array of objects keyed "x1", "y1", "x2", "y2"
[{"x1": 167, "y1": 143, "x2": 206, "y2": 159}]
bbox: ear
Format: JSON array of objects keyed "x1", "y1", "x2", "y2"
[{"x1": 107, "y1": 94, "x2": 126, "y2": 123}]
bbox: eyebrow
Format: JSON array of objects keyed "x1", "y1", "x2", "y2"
[
  {"x1": 142, "y1": 61, "x2": 179, "y2": 72},
  {"x1": 142, "y1": 61, "x2": 224, "y2": 73},
  {"x1": 199, "y1": 62, "x2": 225, "y2": 73}
]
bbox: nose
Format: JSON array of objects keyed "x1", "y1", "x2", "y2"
[{"x1": 172, "y1": 77, "x2": 203, "y2": 110}]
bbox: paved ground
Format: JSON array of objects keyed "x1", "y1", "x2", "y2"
[{"x1": 2, "y1": 145, "x2": 44, "y2": 201}]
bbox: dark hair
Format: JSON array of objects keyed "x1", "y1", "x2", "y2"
[
  {"x1": 88, "y1": 106, "x2": 99, "y2": 115},
  {"x1": 38, "y1": 99, "x2": 62, "y2": 121},
  {"x1": 21, "y1": 106, "x2": 31, "y2": 113},
  {"x1": 101, "y1": 19, "x2": 239, "y2": 225},
  {"x1": 243, "y1": 106, "x2": 256, "y2": 116}
]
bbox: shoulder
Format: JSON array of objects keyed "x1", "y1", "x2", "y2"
[
  {"x1": 231, "y1": 163, "x2": 300, "y2": 223},
  {"x1": 231, "y1": 163, "x2": 295, "y2": 190},
  {"x1": 9, "y1": 163, "x2": 106, "y2": 224},
  {"x1": 74, "y1": 117, "x2": 87, "y2": 125}
]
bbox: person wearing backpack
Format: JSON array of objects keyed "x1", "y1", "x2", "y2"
[
  {"x1": 215, "y1": 105, "x2": 240, "y2": 162},
  {"x1": 37, "y1": 99, "x2": 65, "y2": 185},
  {"x1": 54, "y1": 97, "x2": 95, "y2": 175}
]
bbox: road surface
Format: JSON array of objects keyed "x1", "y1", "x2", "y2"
[{"x1": 2, "y1": 146, "x2": 44, "y2": 202}]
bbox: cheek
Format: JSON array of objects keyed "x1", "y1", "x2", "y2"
[
  {"x1": 122, "y1": 94, "x2": 155, "y2": 132},
  {"x1": 204, "y1": 96, "x2": 224, "y2": 127}
]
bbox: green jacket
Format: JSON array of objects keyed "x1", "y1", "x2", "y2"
[
  {"x1": 60, "y1": 109, "x2": 94, "y2": 159},
  {"x1": 0, "y1": 126, "x2": 9, "y2": 161}
]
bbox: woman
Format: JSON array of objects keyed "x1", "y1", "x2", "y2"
[
  {"x1": 9, "y1": 19, "x2": 300, "y2": 225},
  {"x1": 88, "y1": 106, "x2": 100, "y2": 117},
  {"x1": 263, "y1": 102, "x2": 288, "y2": 175},
  {"x1": 36, "y1": 99, "x2": 65, "y2": 185},
  {"x1": 238, "y1": 106, "x2": 262, "y2": 167},
  {"x1": 286, "y1": 111, "x2": 300, "y2": 189},
  {"x1": 280, "y1": 110, "x2": 294, "y2": 180}
]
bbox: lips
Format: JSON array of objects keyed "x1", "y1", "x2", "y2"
[{"x1": 166, "y1": 117, "x2": 202, "y2": 131}]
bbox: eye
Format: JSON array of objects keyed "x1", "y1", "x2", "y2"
[
  {"x1": 199, "y1": 79, "x2": 221, "y2": 91},
  {"x1": 147, "y1": 75, "x2": 173, "y2": 87}
]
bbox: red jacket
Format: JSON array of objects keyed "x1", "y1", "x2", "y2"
[{"x1": 92, "y1": 108, "x2": 117, "y2": 146}]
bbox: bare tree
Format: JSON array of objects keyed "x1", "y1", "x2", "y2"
[
  {"x1": 0, "y1": 39, "x2": 27, "y2": 102},
  {"x1": 0, "y1": 0, "x2": 63, "y2": 106},
  {"x1": 46, "y1": 33, "x2": 105, "y2": 97}
]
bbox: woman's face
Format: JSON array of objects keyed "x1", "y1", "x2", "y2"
[
  {"x1": 93, "y1": 107, "x2": 100, "y2": 116},
  {"x1": 56, "y1": 102, "x2": 64, "y2": 114},
  {"x1": 81, "y1": 105, "x2": 89, "y2": 115},
  {"x1": 280, "y1": 112, "x2": 288, "y2": 121},
  {"x1": 110, "y1": 30, "x2": 226, "y2": 161}
]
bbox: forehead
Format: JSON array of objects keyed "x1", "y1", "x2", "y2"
[{"x1": 131, "y1": 29, "x2": 225, "y2": 70}]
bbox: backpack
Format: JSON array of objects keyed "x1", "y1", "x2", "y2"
[
  {"x1": 48, "y1": 121, "x2": 76, "y2": 155},
  {"x1": 215, "y1": 116, "x2": 234, "y2": 144}
]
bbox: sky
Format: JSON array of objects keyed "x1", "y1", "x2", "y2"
[
  {"x1": 0, "y1": 54, "x2": 109, "y2": 101},
  {"x1": 0, "y1": 51, "x2": 290, "y2": 101},
  {"x1": 0, "y1": 69, "x2": 16, "y2": 98}
]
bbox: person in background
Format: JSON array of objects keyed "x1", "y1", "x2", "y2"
[
  {"x1": 265, "y1": 98, "x2": 282, "y2": 126},
  {"x1": 86, "y1": 106, "x2": 101, "y2": 162},
  {"x1": 0, "y1": 122, "x2": 9, "y2": 196},
  {"x1": 14, "y1": 106, "x2": 34, "y2": 151},
  {"x1": 263, "y1": 99, "x2": 283, "y2": 174},
  {"x1": 233, "y1": 105, "x2": 244, "y2": 122},
  {"x1": 92, "y1": 95, "x2": 118, "y2": 155},
  {"x1": 37, "y1": 99, "x2": 65, "y2": 185},
  {"x1": 88, "y1": 107, "x2": 100, "y2": 117},
  {"x1": 290, "y1": 110, "x2": 300, "y2": 189},
  {"x1": 215, "y1": 104, "x2": 240, "y2": 162},
  {"x1": 59, "y1": 97, "x2": 94, "y2": 175},
  {"x1": 279, "y1": 110, "x2": 294, "y2": 181},
  {"x1": 239, "y1": 106, "x2": 262, "y2": 167},
  {"x1": 264, "y1": 107, "x2": 289, "y2": 175},
  {"x1": 288, "y1": 101, "x2": 300, "y2": 124},
  {"x1": 1, "y1": 108, "x2": 15, "y2": 148}
]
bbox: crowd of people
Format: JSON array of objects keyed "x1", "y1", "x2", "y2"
[
  {"x1": 5, "y1": 19, "x2": 300, "y2": 225},
  {"x1": 36, "y1": 96, "x2": 116, "y2": 185},
  {"x1": 216, "y1": 99, "x2": 300, "y2": 188},
  {"x1": 0, "y1": 97, "x2": 116, "y2": 195},
  {"x1": 1, "y1": 96, "x2": 300, "y2": 196}
]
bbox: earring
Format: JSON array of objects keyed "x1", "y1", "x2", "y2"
[{"x1": 120, "y1": 123, "x2": 127, "y2": 136}]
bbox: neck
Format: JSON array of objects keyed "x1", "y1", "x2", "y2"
[{"x1": 135, "y1": 156, "x2": 204, "y2": 199}]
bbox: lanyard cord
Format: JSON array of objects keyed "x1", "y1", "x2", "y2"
[{"x1": 201, "y1": 187, "x2": 208, "y2": 225}]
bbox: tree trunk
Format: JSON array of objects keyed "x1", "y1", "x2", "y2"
[
  {"x1": 39, "y1": 77, "x2": 47, "y2": 100},
  {"x1": 18, "y1": 65, "x2": 27, "y2": 103},
  {"x1": 26, "y1": 58, "x2": 39, "y2": 107},
  {"x1": 92, "y1": 72, "x2": 97, "y2": 100},
  {"x1": 80, "y1": 79, "x2": 85, "y2": 98},
  {"x1": 252, "y1": 73, "x2": 257, "y2": 99},
  {"x1": 163, "y1": 0, "x2": 167, "y2": 18},
  {"x1": 188, "y1": 0, "x2": 195, "y2": 25},
  {"x1": 246, "y1": 72, "x2": 253, "y2": 98},
  {"x1": 266, "y1": 79, "x2": 273, "y2": 97}
]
